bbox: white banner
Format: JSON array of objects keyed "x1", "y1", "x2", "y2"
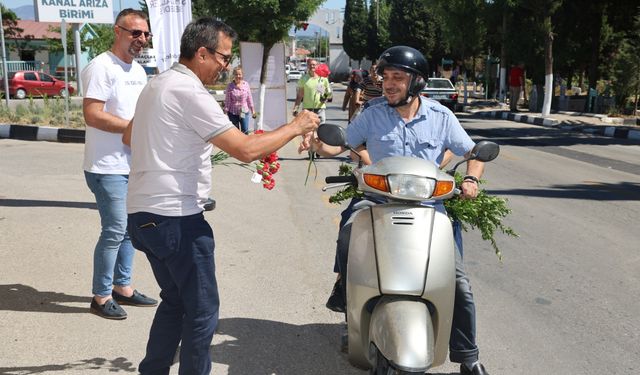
[
  {"x1": 145, "y1": 0, "x2": 192, "y2": 73},
  {"x1": 240, "y1": 42, "x2": 287, "y2": 131}
]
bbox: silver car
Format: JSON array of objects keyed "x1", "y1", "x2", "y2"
[{"x1": 420, "y1": 78, "x2": 458, "y2": 111}]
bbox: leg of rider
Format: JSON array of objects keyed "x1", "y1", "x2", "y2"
[{"x1": 449, "y1": 227, "x2": 480, "y2": 369}]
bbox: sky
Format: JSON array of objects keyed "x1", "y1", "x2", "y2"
[{"x1": 7, "y1": 0, "x2": 345, "y2": 11}]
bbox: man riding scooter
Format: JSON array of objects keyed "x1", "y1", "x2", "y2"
[{"x1": 302, "y1": 46, "x2": 490, "y2": 375}]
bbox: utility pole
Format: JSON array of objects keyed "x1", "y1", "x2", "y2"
[{"x1": 1, "y1": 11, "x2": 10, "y2": 106}]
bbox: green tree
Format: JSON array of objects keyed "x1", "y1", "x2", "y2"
[
  {"x1": 201, "y1": 0, "x2": 322, "y2": 128},
  {"x1": 45, "y1": 24, "x2": 114, "y2": 59},
  {"x1": 434, "y1": 0, "x2": 486, "y2": 79},
  {"x1": 204, "y1": 0, "x2": 322, "y2": 81},
  {"x1": 609, "y1": 6, "x2": 640, "y2": 112},
  {"x1": 365, "y1": 0, "x2": 391, "y2": 61},
  {"x1": 438, "y1": 0, "x2": 485, "y2": 60},
  {"x1": 343, "y1": 0, "x2": 369, "y2": 63},
  {"x1": 1, "y1": 5, "x2": 20, "y2": 38},
  {"x1": 388, "y1": 0, "x2": 439, "y2": 60},
  {"x1": 1, "y1": 5, "x2": 38, "y2": 59},
  {"x1": 518, "y1": 0, "x2": 563, "y2": 116}
]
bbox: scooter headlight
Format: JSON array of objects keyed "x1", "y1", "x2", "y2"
[{"x1": 386, "y1": 174, "x2": 435, "y2": 200}]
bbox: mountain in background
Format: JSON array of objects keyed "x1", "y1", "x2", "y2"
[{"x1": 12, "y1": 5, "x2": 36, "y2": 20}]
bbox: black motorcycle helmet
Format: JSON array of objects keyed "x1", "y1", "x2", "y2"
[{"x1": 376, "y1": 46, "x2": 429, "y2": 106}]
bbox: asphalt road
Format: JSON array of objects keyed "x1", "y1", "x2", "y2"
[{"x1": 0, "y1": 81, "x2": 639, "y2": 374}]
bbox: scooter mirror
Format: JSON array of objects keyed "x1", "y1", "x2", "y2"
[
  {"x1": 317, "y1": 124, "x2": 347, "y2": 147},
  {"x1": 471, "y1": 140, "x2": 500, "y2": 162}
]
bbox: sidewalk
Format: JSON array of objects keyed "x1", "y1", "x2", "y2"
[{"x1": 464, "y1": 99, "x2": 640, "y2": 142}]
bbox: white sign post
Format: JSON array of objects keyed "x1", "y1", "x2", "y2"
[
  {"x1": 240, "y1": 42, "x2": 287, "y2": 132},
  {"x1": 61, "y1": 19, "x2": 69, "y2": 127}
]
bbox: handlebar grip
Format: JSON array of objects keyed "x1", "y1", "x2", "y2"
[{"x1": 325, "y1": 175, "x2": 355, "y2": 184}]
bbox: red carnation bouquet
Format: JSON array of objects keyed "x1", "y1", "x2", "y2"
[
  {"x1": 252, "y1": 130, "x2": 280, "y2": 190},
  {"x1": 211, "y1": 130, "x2": 281, "y2": 191}
]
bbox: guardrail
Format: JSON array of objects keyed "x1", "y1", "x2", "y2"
[{"x1": 6, "y1": 61, "x2": 42, "y2": 72}]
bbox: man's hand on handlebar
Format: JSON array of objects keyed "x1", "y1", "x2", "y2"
[{"x1": 459, "y1": 180, "x2": 479, "y2": 199}]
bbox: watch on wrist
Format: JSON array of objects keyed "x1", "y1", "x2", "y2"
[{"x1": 463, "y1": 175, "x2": 479, "y2": 184}]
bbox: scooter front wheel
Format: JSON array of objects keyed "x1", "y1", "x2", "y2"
[{"x1": 369, "y1": 347, "x2": 425, "y2": 375}]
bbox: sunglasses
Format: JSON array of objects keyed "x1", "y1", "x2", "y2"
[
  {"x1": 205, "y1": 47, "x2": 232, "y2": 66},
  {"x1": 117, "y1": 25, "x2": 152, "y2": 39}
]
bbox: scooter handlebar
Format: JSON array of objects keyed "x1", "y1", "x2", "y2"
[{"x1": 325, "y1": 175, "x2": 356, "y2": 184}]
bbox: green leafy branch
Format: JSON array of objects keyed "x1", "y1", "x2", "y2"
[
  {"x1": 327, "y1": 164, "x2": 518, "y2": 260},
  {"x1": 210, "y1": 150, "x2": 253, "y2": 172},
  {"x1": 328, "y1": 163, "x2": 364, "y2": 204},
  {"x1": 444, "y1": 173, "x2": 518, "y2": 261}
]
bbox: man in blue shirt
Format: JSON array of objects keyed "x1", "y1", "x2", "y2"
[{"x1": 303, "y1": 46, "x2": 489, "y2": 375}]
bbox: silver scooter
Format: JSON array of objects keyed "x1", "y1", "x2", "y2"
[{"x1": 318, "y1": 124, "x2": 499, "y2": 374}]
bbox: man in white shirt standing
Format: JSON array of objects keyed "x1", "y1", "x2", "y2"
[
  {"x1": 82, "y1": 8, "x2": 157, "y2": 320},
  {"x1": 123, "y1": 18, "x2": 319, "y2": 375}
]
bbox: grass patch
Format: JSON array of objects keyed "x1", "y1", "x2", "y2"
[{"x1": 0, "y1": 99, "x2": 85, "y2": 128}]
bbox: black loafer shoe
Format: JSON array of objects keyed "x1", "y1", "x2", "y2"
[
  {"x1": 204, "y1": 197, "x2": 216, "y2": 211},
  {"x1": 325, "y1": 279, "x2": 346, "y2": 313},
  {"x1": 112, "y1": 289, "x2": 158, "y2": 307},
  {"x1": 460, "y1": 362, "x2": 489, "y2": 375},
  {"x1": 90, "y1": 298, "x2": 127, "y2": 320}
]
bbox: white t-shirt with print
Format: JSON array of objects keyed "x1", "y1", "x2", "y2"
[
  {"x1": 127, "y1": 63, "x2": 235, "y2": 217},
  {"x1": 81, "y1": 51, "x2": 147, "y2": 174}
]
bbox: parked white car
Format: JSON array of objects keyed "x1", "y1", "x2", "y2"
[
  {"x1": 287, "y1": 70, "x2": 303, "y2": 82},
  {"x1": 420, "y1": 78, "x2": 458, "y2": 111}
]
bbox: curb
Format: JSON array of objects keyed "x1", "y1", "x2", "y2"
[
  {"x1": 468, "y1": 109, "x2": 559, "y2": 127},
  {"x1": 600, "y1": 116, "x2": 640, "y2": 126},
  {"x1": 0, "y1": 124, "x2": 85, "y2": 143},
  {"x1": 556, "y1": 110, "x2": 640, "y2": 126},
  {"x1": 468, "y1": 110, "x2": 640, "y2": 141}
]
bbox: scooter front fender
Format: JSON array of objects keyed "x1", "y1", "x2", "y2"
[{"x1": 368, "y1": 297, "x2": 434, "y2": 372}]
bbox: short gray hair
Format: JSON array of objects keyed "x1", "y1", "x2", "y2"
[
  {"x1": 115, "y1": 8, "x2": 148, "y2": 24},
  {"x1": 180, "y1": 18, "x2": 237, "y2": 59}
]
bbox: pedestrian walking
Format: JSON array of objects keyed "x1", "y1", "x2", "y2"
[
  {"x1": 224, "y1": 66, "x2": 256, "y2": 134},
  {"x1": 292, "y1": 58, "x2": 332, "y2": 124}
]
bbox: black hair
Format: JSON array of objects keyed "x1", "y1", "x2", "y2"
[{"x1": 180, "y1": 18, "x2": 237, "y2": 59}]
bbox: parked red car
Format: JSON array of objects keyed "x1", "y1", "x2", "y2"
[{"x1": 3, "y1": 70, "x2": 75, "y2": 99}]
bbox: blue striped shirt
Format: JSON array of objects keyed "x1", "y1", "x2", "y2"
[{"x1": 346, "y1": 96, "x2": 475, "y2": 165}]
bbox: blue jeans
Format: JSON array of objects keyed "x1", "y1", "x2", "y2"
[
  {"x1": 335, "y1": 199, "x2": 479, "y2": 364},
  {"x1": 227, "y1": 112, "x2": 250, "y2": 134},
  {"x1": 128, "y1": 211, "x2": 219, "y2": 375},
  {"x1": 84, "y1": 171, "x2": 134, "y2": 297}
]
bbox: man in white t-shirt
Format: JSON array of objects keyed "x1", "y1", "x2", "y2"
[
  {"x1": 82, "y1": 8, "x2": 157, "y2": 321},
  {"x1": 123, "y1": 18, "x2": 319, "y2": 375}
]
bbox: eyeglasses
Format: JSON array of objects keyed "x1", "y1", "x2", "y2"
[
  {"x1": 117, "y1": 25, "x2": 152, "y2": 39},
  {"x1": 205, "y1": 47, "x2": 232, "y2": 67}
]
